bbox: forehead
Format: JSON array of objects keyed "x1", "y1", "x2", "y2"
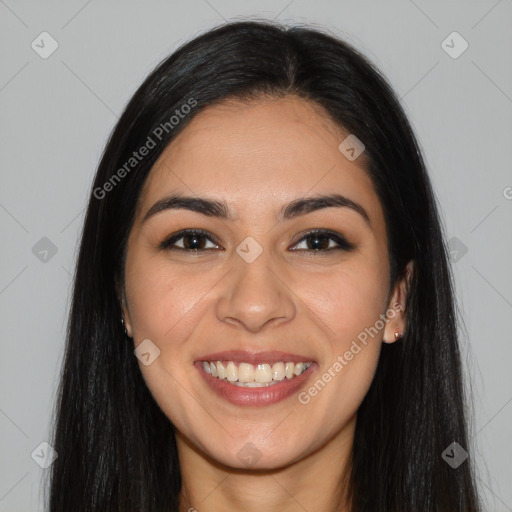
[{"x1": 136, "y1": 95, "x2": 382, "y2": 227}]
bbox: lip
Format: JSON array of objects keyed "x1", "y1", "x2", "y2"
[
  {"x1": 195, "y1": 350, "x2": 316, "y2": 366},
  {"x1": 194, "y1": 360, "x2": 318, "y2": 407}
]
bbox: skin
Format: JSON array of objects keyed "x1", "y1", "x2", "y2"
[{"x1": 120, "y1": 95, "x2": 413, "y2": 512}]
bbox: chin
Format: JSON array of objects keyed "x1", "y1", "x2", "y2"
[{"x1": 207, "y1": 443, "x2": 306, "y2": 472}]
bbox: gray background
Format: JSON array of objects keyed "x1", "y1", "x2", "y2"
[{"x1": 1, "y1": 1, "x2": 511, "y2": 510}]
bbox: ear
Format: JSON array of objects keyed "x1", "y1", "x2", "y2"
[
  {"x1": 382, "y1": 260, "x2": 414, "y2": 344},
  {"x1": 115, "y1": 272, "x2": 133, "y2": 338}
]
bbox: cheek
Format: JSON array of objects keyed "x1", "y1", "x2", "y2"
[
  {"x1": 125, "y1": 260, "x2": 215, "y2": 430},
  {"x1": 125, "y1": 257, "x2": 212, "y2": 342},
  {"x1": 301, "y1": 260, "x2": 389, "y2": 347},
  {"x1": 294, "y1": 266, "x2": 386, "y2": 431}
]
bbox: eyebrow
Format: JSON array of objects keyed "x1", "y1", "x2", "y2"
[{"x1": 141, "y1": 193, "x2": 371, "y2": 226}]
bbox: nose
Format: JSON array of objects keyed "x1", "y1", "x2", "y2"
[{"x1": 215, "y1": 252, "x2": 296, "y2": 333}]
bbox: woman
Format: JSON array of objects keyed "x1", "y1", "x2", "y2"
[{"x1": 46, "y1": 20, "x2": 482, "y2": 511}]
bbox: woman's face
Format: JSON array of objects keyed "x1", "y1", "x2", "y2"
[{"x1": 121, "y1": 95, "x2": 407, "y2": 470}]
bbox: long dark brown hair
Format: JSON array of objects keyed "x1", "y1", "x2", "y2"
[{"x1": 45, "y1": 19, "x2": 482, "y2": 511}]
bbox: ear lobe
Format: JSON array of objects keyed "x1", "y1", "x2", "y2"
[
  {"x1": 122, "y1": 315, "x2": 133, "y2": 338},
  {"x1": 120, "y1": 297, "x2": 133, "y2": 338}
]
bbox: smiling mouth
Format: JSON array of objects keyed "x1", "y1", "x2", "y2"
[
  {"x1": 201, "y1": 360, "x2": 313, "y2": 387},
  {"x1": 193, "y1": 350, "x2": 318, "y2": 405}
]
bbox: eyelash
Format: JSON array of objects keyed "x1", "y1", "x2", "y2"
[{"x1": 158, "y1": 229, "x2": 356, "y2": 254}]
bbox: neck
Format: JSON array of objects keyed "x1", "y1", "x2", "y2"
[{"x1": 176, "y1": 415, "x2": 355, "y2": 512}]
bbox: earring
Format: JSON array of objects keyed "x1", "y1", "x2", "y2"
[
  {"x1": 394, "y1": 325, "x2": 401, "y2": 340},
  {"x1": 121, "y1": 317, "x2": 128, "y2": 336}
]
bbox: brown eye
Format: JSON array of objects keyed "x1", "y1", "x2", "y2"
[
  {"x1": 291, "y1": 229, "x2": 355, "y2": 252},
  {"x1": 159, "y1": 230, "x2": 221, "y2": 251}
]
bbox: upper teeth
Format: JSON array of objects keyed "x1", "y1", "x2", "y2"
[{"x1": 202, "y1": 361, "x2": 312, "y2": 383}]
